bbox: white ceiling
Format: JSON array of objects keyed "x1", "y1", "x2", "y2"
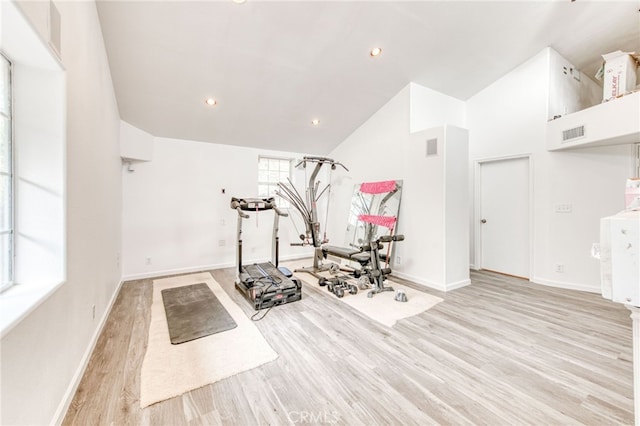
[{"x1": 96, "y1": 1, "x2": 640, "y2": 155}]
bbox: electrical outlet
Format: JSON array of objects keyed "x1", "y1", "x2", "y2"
[
  {"x1": 396, "y1": 256, "x2": 402, "y2": 265},
  {"x1": 220, "y1": 219, "x2": 225, "y2": 226},
  {"x1": 116, "y1": 252, "x2": 120, "y2": 268},
  {"x1": 145, "y1": 257, "x2": 152, "y2": 265},
  {"x1": 555, "y1": 263, "x2": 565, "y2": 273},
  {"x1": 554, "y1": 204, "x2": 573, "y2": 213},
  {"x1": 92, "y1": 305, "x2": 96, "y2": 320},
  {"x1": 218, "y1": 239, "x2": 226, "y2": 247}
]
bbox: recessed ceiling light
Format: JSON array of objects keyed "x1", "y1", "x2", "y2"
[
  {"x1": 370, "y1": 47, "x2": 382, "y2": 57},
  {"x1": 311, "y1": 119, "x2": 320, "y2": 126},
  {"x1": 205, "y1": 98, "x2": 217, "y2": 106},
  {"x1": 232, "y1": 0, "x2": 246, "y2": 4}
]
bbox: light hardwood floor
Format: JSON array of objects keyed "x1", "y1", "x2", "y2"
[{"x1": 63, "y1": 267, "x2": 634, "y2": 425}]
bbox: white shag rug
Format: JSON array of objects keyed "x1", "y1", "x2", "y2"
[
  {"x1": 139, "y1": 272, "x2": 278, "y2": 408},
  {"x1": 287, "y1": 260, "x2": 443, "y2": 327}
]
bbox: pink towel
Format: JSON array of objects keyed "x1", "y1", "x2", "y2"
[
  {"x1": 360, "y1": 180, "x2": 396, "y2": 194},
  {"x1": 358, "y1": 214, "x2": 397, "y2": 229}
]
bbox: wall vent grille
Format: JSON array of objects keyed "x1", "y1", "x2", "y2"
[
  {"x1": 561, "y1": 125, "x2": 585, "y2": 143},
  {"x1": 426, "y1": 138, "x2": 438, "y2": 157}
]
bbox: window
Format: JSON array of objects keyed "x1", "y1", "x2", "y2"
[
  {"x1": 258, "y1": 156, "x2": 291, "y2": 206},
  {"x1": 0, "y1": 0, "x2": 66, "y2": 334},
  {"x1": 0, "y1": 54, "x2": 13, "y2": 292}
]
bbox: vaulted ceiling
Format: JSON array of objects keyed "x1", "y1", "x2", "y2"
[{"x1": 96, "y1": 1, "x2": 640, "y2": 154}]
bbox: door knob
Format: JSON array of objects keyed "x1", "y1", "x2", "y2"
[{"x1": 481, "y1": 219, "x2": 487, "y2": 224}]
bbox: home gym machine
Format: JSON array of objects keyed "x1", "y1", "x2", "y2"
[
  {"x1": 231, "y1": 197, "x2": 302, "y2": 310},
  {"x1": 275, "y1": 156, "x2": 349, "y2": 279},
  {"x1": 276, "y1": 158, "x2": 405, "y2": 299}
]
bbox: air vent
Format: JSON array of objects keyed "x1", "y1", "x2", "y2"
[
  {"x1": 426, "y1": 138, "x2": 438, "y2": 157},
  {"x1": 562, "y1": 125, "x2": 585, "y2": 143}
]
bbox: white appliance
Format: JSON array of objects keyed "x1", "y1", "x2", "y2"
[{"x1": 601, "y1": 210, "x2": 640, "y2": 305}]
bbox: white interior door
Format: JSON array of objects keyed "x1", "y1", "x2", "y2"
[{"x1": 480, "y1": 157, "x2": 530, "y2": 278}]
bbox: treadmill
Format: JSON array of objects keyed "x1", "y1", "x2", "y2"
[{"x1": 231, "y1": 197, "x2": 302, "y2": 310}]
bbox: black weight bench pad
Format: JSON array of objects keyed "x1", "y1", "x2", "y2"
[{"x1": 322, "y1": 245, "x2": 370, "y2": 264}]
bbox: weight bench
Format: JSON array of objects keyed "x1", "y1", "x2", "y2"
[
  {"x1": 321, "y1": 225, "x2": 404, "y2": 298},
  {"x1": 286, "y1": 178, "x2": 404, "y2": 297},
  {"x1": 321, "y1": 245, "x2": 371, "y2": 266}
]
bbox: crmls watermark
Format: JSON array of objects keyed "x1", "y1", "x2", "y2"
[{"x1": 288, "y1": 410, "x2": 339, "y2": 424}]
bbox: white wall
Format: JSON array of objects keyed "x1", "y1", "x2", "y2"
[
  {"x1": 467, "y1": 47, "x2": 633, "y2": 292},
  {"x1": 327, "y1": 84, "x2": 468, "y2": 290},
  {"x1": 122, "y1": 135, "x2": 310, "y2": 279},
  {"x1": 0, "y1": 1, "x2": 122, "y2": 425},
  {"x1": 548, "y1": 48, "x2": 601, "y2": 119},
  {"x1": 444, "y1": 125, "x2": 471, "y2": 286},
  {"x1": 410, "y1": 82, "x2": 467, "y2": 132},
  {"x1": 120, "y1": 120, "x2": 153, "y2": 161}
]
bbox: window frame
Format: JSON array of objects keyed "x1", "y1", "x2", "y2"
[
  {"x1": 257, "y1": 156, "x2": 292, "y2": 208},
  {"x1": 0, "y1": 52, "x2": 14, "y2": 293}
]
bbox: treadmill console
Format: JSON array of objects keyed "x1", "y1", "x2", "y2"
[{"x1": 231, "y1": 197, "x2": 275, "y2": 211}]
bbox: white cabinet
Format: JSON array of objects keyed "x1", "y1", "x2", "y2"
[
  {"x1": 601, "y1": 210, "x2": 640, "y2": 305},
  {"x1": 547, "y1": 91, "x2": 640, "y2": 151}
]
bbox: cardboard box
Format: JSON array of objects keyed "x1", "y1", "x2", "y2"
[
  {"x1": 597, "y1": 51, "x2": 639, "y2": 102},
  {"x1": 626, "y1": 178, "x2": 640, "y2": 210}
]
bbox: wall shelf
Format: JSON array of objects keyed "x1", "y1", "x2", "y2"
[{"x1": 547, "y1": 91, "x2": 640, "y2": 151}]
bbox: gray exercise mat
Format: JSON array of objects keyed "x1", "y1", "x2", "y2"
[{"x1": 161, "y1": 283, "x2": 237, "y2": 345}]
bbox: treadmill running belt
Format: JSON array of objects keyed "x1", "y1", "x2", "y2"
[{"x1": 244, "y1": 263, "x2": 284, "y2": 283}]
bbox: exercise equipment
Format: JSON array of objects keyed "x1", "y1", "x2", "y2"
[
  {"x1": 317, "y1": 233, "x2": 405, "y2": 299},
  {"x1": 394, "y1": 289, "x2": 408, "y2": 303},
  {"x1": 319, "y1": 275, "x2": 358, "y2": 298},
  {"x1": 277, "y1": 160, "x2": 406, "y2": 299},
  {"x1": 231, "y1": 197, "x2": 302, "y2": 310},
  {"x1": 276, "y1": 156, "x2": 349, "y2": 278},
  {"x1": 351, "y1": 233, "x2": 405, "y2": 298}
]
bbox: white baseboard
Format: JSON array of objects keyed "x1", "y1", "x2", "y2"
[
  {"x1": 121, "y1": 262, "x2": 234, "y2": 281},
  {"x1": 392, "y1": 270, "x2": 471, "y2": 293},
  {"x1": 392, "y1": 271, "x2": 444, "y2": 291},
  {"x1": 391, "y1": 271, "x2": 448, "y2": 292},
  {"x1": 52, "y1": 278, "x2": 125, "y2": 426},
  {"x1": 531, "y1": 276, "x2": 600, "y2": 294},
  {"x1": 446, "y1": 278, "x2": 471, "y2": 291},
  {"x1": 121, "y1": 254, "x2": 311, "y2": 282}
]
